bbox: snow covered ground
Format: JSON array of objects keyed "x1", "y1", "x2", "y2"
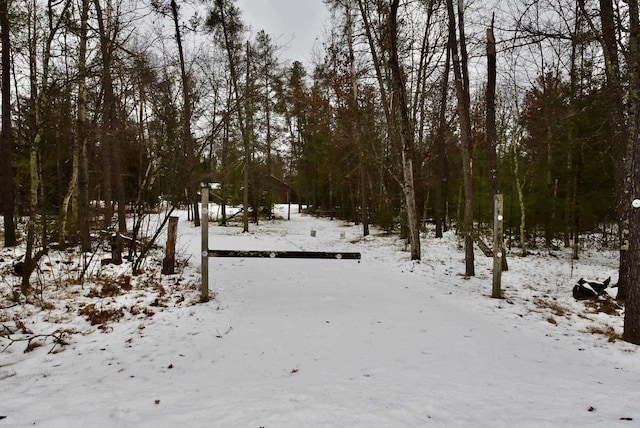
[{"x1": 1, "y1": 205, "x2": 638, "y2": 427}]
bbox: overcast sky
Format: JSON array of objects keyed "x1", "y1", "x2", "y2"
[{"x1": 234, "y1": 0, "x2": 330, "y2": 66}]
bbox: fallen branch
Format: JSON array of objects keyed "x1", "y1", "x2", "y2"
[{"x1": 1, "y1": 329, "x2": 75, "y2": 354}]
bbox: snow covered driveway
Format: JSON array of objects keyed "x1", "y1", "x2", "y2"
[{"x1": 2, "y1": 208, "x2": 639, "y2": 427}]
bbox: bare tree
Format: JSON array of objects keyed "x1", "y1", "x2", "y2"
[
  {"x1": 0, "y1": 0, "x2": 16, "y2": 247},
  {"x1": 388, "y1": 0, "x2": 421, "y2": 260},
  {"x1": 208, "y1": 0, "x2": 252, "y2": 232},
  {"x1": 52, "y1": 0, "x2": 77, "y2": 248},
  {"x1": 23, "y1": 0, "x2": 40, "y2": 291},
  {"x1": 577, "y1": 0, "x2": 635, "y2": 315},
  {"x1": 93, "y1": 0, "x2": 126, "y2": 239},
  {"x1": 255, "y1": 30, "x2": 277, "y2": 219},
  {"x1": 170, "y1": 0, "x2": 199, "y2": 226},
  {"x1": 486, "y1": 16, "x2": 498, "y2": 199},
  {"x1": 434, "y1": 36, "x2": 450, "y2": 239},
  {"x1": 446, "y1": 0, "x2": 474, "y2": 275},
  {"x1": 485, "y1": 15, "x2": 508, "y2": 271},
  {"x1": 77, "y1": 0, "x2": 91, "y2": 252},
  {"x1": 623, "y1": 0, "x2": 640, "y2": 344},
  {"x1": 344, "y1": 0, "x2": 369, "y2": 236}
]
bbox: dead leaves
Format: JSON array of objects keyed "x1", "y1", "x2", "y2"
[{"x1": 79, "y1": 304, "x2": 124, "y2": 326}]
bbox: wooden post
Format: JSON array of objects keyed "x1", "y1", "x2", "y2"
[
  {"x1": 162, "y1": 216, "x2": 179, "y2": 274},
  {"x1": 112, "y1": 231, "x2": 123, "y2": 265},
  {"x1": 201, "y1": 186, "x2": 209, "y2": 301},
  {"x1": 492, "y1": 194, "x2": 504, "y2": 298}
]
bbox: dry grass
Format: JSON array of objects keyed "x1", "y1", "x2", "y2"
[
  {"x1": 584, "y1": 298, "x2": 623, "y2": 316},
  {"x1": 533, "y1": 298, "x2": 569, "y2": 318},
  {"x1": 585, "y1": 325, "x2": 622, "y2": 342}
]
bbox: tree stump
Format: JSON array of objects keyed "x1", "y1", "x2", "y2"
[
  {"x1": 162, "y1": 216, "x2": 179, "y2": 275},
  {"x1": 112, "y1": 231, "x2": 123, "y2": 265}
]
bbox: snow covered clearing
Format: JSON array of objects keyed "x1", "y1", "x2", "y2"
[{"x1": 1, "y1": 205, "x2": 638, "y2": 427}]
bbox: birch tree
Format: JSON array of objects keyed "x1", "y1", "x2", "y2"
[
  {"x1": 77, "y1": 0, "x2": 91, "y2": 252},
  {"x1": 388, "y1": 0, "x2": 421, "y2": 260}
]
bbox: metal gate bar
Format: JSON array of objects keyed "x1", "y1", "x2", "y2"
[
  {"x1": 207, "y1": 249, "x2": 361, "y2": 259},
  {"x1": 200, "y1": 187, "x2": 361, "y2": 301}
]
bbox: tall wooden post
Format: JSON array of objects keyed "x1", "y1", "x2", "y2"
[
  {"x1": 492, "y1": 194, "x2": 504, "y2": 298},
  {"x1": 201, "y1": 186, "x2": 209, "y2": 301},
  {"x1": 162, "y1": 216, "x2": 179, "y2": 274}
]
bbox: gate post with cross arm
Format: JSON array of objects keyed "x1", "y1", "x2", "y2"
[{"x1": 201, "y1": 186, "x2": 209, "y2": 301}]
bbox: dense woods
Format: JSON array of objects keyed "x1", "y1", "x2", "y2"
[{"x1": 0, "y1": 0, "x2": 639, "y2": 343}]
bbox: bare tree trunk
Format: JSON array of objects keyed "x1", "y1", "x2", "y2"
[
  {"x1": 579, "y1": 0, "x2": 630, "y2": 298},
  {"x1": 486, "y1": 16, "x2": 507, "y2": 271},
  {"x1": 345, "y1": 1, "x2": 368, "y2": 236},
  {"x1": 388, "y1": 0, "x2": 421, "y2": 260},
  {"x1": 59, "y1": 150, "x2": 79, "y2": 244},
  {"x1": 512, "y1": 143, "x2": 528, "y2": 256},
  {"x1": 356, "y1": 0, "x2": 392, "y2": 132},
  {"x1": 357, "y1": 0, "x2": 402, "y2": 211},
  {"x1": 447, "y1": 0, "x2": 474, "y2": 275},
  {"x1": 0, "y1": 0, "x2": 16, "y2": 247},
  {"x1": 264, "y1": 53, "x2": 273, "y2": 219},
  {"x1": 544, "y1": 95, "x2": 554, "y2": 248},
  {"x1": 170, "y1": 0, "x2": 199, "y2": 227},
  {"x1": 243, "y1": 41, "x2": 251, "y2": 231},
  {"x1": 93, "y1": 0, "x2": 116, "y2": 230},
  {"x1": 411, "y1": 0, "x2": 436, "y2": 146},
  {"x1": 572, "y1": 146, "x2": 582, "y2": 260},
  {"x1": 23, "y1": 0, "x2": 40, "y2": 290},
  {"x1": 221, "y1": 91, "x2": 231, "y2": 226},
  {"x1": 59, "y1": 111, "x2": 79, "y2": 245},
  {"x1": 485, "y1": 17, "x2": 499, "y2": 199},
  {"x1": 623, "y1": 0, "x2": 640, "y2": 344},
  {"x1": 435, "y1": 37, "x2": 451, "y2": 239},
  {"x1": 564, "y1": 60, "x2": 575, "y2": 252},
  {"x1": 217, "y1": 1, "x2": 251, "y2": 232},
  {"x1": 23, "y1": 0, "x2": 72, "y2": 269},
  {"x1": 78, "y1": 0, "x2": 91, "y2": 251}
]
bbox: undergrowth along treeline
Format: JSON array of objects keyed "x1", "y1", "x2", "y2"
[{"x1": 0, "y1": 207, "x2": 624, "y2": 357}]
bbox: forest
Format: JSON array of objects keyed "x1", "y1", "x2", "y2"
[{"x1": 0, "y1": 0, "x2": 639, "y2": 344}]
